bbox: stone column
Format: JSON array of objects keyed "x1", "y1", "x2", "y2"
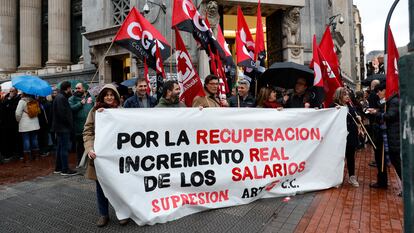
[
  {"x1": 46, "y1": 0, "x2": 71, "y2": 67},
  {"x1": 0, "y1": 0, "x2": 17, "y2": 73},
  {"x1": 18, "y1": 0, "x2": 42, "y2": 70}
]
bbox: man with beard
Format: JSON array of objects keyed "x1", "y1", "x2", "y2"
[
  {"x1": 69, "y1": 82, "x2": 95, "y2": 165},
  {"x1": 192, "y1": 75, "x2": 228, "y2": 108},
  {"x1": 52, "y1": 81, "x2": 77, "y2": 175},
  {"x1": 0, "y1": 87, "x2": 21, "y2": 162},
  {"x1": 156, "y1": 80, "x2": 186, "y2": 107}
]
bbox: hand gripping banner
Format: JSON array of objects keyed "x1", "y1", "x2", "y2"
[{"x1": 94, "y1": 108, "x2": 347, "y2": 225}]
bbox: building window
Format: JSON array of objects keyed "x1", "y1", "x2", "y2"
[{"x1": 112, "y1": 0, "x2": 130, "y2": 25}]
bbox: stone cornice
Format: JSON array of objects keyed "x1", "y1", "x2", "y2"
[{"x1": 82, "y1": 25, "x2": 121, "y2": 46}]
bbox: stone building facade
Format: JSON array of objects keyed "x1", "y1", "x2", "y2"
[
  {"x1": 301, "y1": 0, "x2": 364, "y2": 89},
  {"x1": 0, "y1": 0, "x2": 364, "y2": 89}
]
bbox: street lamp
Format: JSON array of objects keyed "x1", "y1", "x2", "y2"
[
  {"x1": 328, "y1": 14, "x2": 345, "y2": 31},
  {"x1": 142, "y1": 0, "x2": 167, "y2": 15}
]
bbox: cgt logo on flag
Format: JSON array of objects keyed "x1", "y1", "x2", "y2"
[
  {"x1": 113, "y1": 7, "x2": 172, "y2": 70},
  {"x1": 181, "y1": 0, "x2": 209, "y2": 32},
  {"x1": 176, "y1": 51, "x2": 196, "y2": 85}
]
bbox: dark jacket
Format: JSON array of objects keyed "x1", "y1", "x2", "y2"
[
  {"x1": 384, "y1": 95, "x2": 400, "y2": 152},
  {"x1": 123, "y1": 94, "x2": 157, "y2": 108},
  {"x1": 330, "y1": 103, "x2": 359, "y2": 148},
  {"x1": 228, "y1": 95, "x2": 256, "y2": 107},
  {"x1": 346, "y1": 104, "x2": 359, "y2": 148},
  {"x1": 155, "y1": 97, "x2": 186, "y2": 108},
  {"x1": 0, "y1": 93, "x2": 20, "y2": 129},
  {"x1": 284, "y1": 91, "x2": 317, "y2": 108},
  {"x1": 51, "y1": 91, "x2": 73, "y2": 133}
]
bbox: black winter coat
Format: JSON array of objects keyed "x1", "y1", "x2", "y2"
[
  {"x1": 0, "y1": 93, "x2": 20, "y2": 129},
  {"x1": 384, "y1": 95, "x2": 400, "y2": 152},
  {"x1": 51, "y1": 92, "x2": 73, "y2": 133},
  {"x1": 330, "y1": 103, "x2": 359, "y2": 148}
]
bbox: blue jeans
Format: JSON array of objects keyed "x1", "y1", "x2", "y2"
[
  {"x1": 55, "y1": 132, "x2": 70, "y2": 172},
  {"x1": 96, "y1": 181, "x2": 109, "y2": 216},
  {"x1": 22, "y1": 131, "x2": 39, "y2": 152}
]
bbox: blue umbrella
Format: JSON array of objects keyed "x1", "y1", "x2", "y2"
[
  {"x1": 121, "y1": 78, "x2": 137, "y2": 87},
  {"x1": 12, "y1": 75, "x2": 52, "y2": 97}
]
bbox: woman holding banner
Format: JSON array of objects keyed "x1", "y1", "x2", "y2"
[
  {"x1": 331, "y1": 87, "x2": 360, "y2": 187},
  {"x1": 83, "y1": 84, "x2": 129, "y2": 227}
]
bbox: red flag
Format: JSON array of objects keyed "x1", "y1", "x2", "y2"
[
  {"x1": 318, "y1": 46, "x2": 342, "y2": 107},
  {"x1": 254, "y1": 0, "x2": 266, "y2": 73},
  {"x1": 312, "y1": 36, "x2": 323, "y2": 88},
  {"x1": 113, "y1": 7, "x2": 172, "y2": 69},
  {"x1": 215, "y1": 51, "x2": 229, "y2": 94},
  {"x1": 175, "y1": 28, "x2": 205, "y2": 106},
  {"x1": 386, "y1": 26, "x2": 399, "y2": 100},
  {"x1": 155, "y1": 42, "x2": 166, "y2": 101},
  {"x1": 319, "y1": 26, "x2": 341, "y2": 82},
  {"x1": 236, "y1": 6, "x2": 255, "y2": 69},
  {"x1": 310, "y1": 35, "x2": 324, "y2": 107},
  {"x1": 208, "y1": 44, "x2": 218, "y2": 76},
  {"x1": 143, "y1": 57, "x2": 151, "y2": 95}
]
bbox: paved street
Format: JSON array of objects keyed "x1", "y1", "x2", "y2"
[
  {"x1": 0, "y1": 173, "x2": 314, "y2": 233},
  {"x1": 0, "y1": 146, "x2": 404, "y2": 232}
]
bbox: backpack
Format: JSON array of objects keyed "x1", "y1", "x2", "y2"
[{"x1": 26, "y1": 100, "x2": 41, "y2": 118}]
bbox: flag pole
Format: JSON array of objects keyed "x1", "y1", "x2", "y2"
[
  {"x1": 89, "y1": 39, "x2": 115, "y2": 85},
  {"x1": 170, "y1": 28, "x2": 173, "y2": 79}
]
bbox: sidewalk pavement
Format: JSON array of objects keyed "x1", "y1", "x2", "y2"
[{"x1": 0, "y1": 146, "x2": 404, "y2": 232}]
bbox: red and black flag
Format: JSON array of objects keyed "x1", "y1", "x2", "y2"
[
  {"x1": 113, "y1": 7, "x2": 172, "y2": 70},
  {"x1": 217, "y1": 24, "x2": 235, "y2": 68},
  {"x1": 236, "y1": 6, "x2": 255, "y2": 69},
  {"x1": 175, "y1": 28, "x2": 205, "y2": 107},
  {"x1": 155, "y1": 42, "x2": 166, "y2": 101},
  {"x1": 254, "y1": 0, "x2": 266, "y2": 74},
  {"x1": 172, "y1": 0, "x2": 214, "y2": 53}
]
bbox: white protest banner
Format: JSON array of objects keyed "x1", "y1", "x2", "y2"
[{"x1": 94, "y1": 107, "x2": 347, "y2": 225}]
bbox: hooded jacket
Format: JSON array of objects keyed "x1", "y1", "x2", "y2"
[{"x1": 83, "y1": 84, "x2": 120, "y2": 180}]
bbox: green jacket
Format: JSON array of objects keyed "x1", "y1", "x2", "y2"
[
  {"x1": 155, "y1": 97, "x2": 186, "y2": 108},
  {"x1": 69, "y1": 92, "x2": 95, "y2": 135}
]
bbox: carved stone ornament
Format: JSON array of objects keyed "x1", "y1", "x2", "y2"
[
  {"x1": 201, "y1": 0, "x2": 219, "y2": 36},
  {"x1": 282, "y1": 7, "x2": 301, "y2": 46},
  {"x1": 291, "y1": 47, "x2": 302, "y2": 57}
]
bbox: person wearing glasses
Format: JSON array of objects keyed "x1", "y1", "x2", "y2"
[{"x1": 192, "y1": 75, "x2": 228, "y2": 108}]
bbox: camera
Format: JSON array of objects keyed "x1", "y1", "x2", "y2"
[
  {"x1": 142, "y1": 3, "x2": 150, "y2": 14},
  {"x1": 338, "y1": 16, "x2": 345, "y2": 24}
]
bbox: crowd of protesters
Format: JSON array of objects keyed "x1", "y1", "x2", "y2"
[{"x1": 0, "y1": 73, "x2": 402, "y2": 227}]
